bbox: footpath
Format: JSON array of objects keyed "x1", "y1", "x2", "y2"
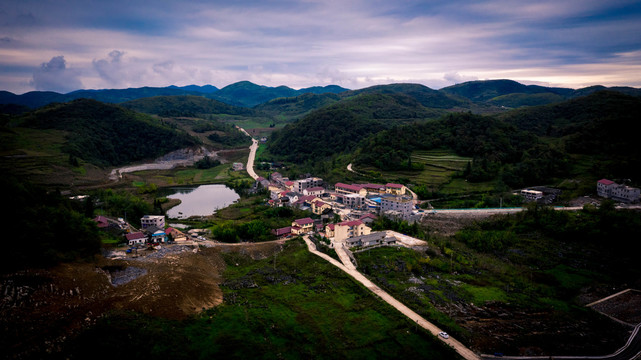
[{"x1": 302, "y1": 236, "x2": 481, "y2": 360}]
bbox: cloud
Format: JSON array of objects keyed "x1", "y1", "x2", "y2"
[
  {"x1": 92, "y1": 50, "x2": 129, "y2": 87},
  {"x1": 30, "y1": 56, "x2": 83, "y2": 93},
  {"x1": 1, "y1": 1, "x2": 640, "y2": 93},
  {"x1": 443, "y1": 72, "x2": 479, "y2": 84}
]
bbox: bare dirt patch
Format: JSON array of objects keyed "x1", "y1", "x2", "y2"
[
  {"x1": 589, "y1": 289, "x2": 641, "y2": 326},
  {"x1": 0, "y1": 241, "x2": 285, "y2": 359},
  {"x1": 422, "y1": 212, "x2": 493, "y2": 236}
]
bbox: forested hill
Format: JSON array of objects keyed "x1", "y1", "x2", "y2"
[
  {"x1": 441, "y1": 79, "x2": 641, "y2": 108},
  {"x1": 341, "y1": 83, "x2": 470, "y2": 109},
  {"x1": 209, "y1": 81, "x2": 348, "y2": 107},
  {"x1": 12, "y1": 99, "x2": 196, "y2": 166},
  {"x1": 353, "y1": 112, "x2": 563, "y2": 187},
  {"x1": 498, "y1": 90, "x2": 641, "y2": 179},
  {"x1": 121, "y1": 95, "x2": 256, "y2": 117},
  {"x1": 253, "y1": 92, "x2": 341, "y2": 122},
  {"x1": 350, "y1": 90, "x2": 641, "y2": 187},
  {"x1": 267, "y1": 92, "x2": 444, "y2": 162}
]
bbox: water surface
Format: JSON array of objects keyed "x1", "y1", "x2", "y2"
[{"x1": 164, "y1": 184, "x2": 239, "y2": 219}]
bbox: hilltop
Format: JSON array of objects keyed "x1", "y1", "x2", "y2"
[{"x1": 3, "y1": 99, "x2": 197, "y2": 168}]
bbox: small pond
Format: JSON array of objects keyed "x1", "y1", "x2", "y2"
[{"x1": 163, "y1": 184, "x2": 240, "y2": 219}]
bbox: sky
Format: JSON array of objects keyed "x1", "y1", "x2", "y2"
[{"x1": 1, "y1": 0, "x2": 641, "y2": 94}]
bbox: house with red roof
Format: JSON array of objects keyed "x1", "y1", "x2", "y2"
[
  {"x1": 325, "y1": 219, "x2": 371, "y2": 241},
  {"x1": 271, "y1": 226, "x2": 292, "y2": 238},
  {"x1": 93, "y1": 215, "x2": 110, "y2": 229},
  {"x1": 125, "y1": 231, "x2": 147, "y2": 246},
  {"x1": 597, "y1": 179, "x2": 640, "y2": 202},
  {"x1": 311, "y1": 199, "x2": 332, "y2": 215},
  {"x1": 385, "y1": 183, "x2": 407, "y2": 195},
  {"x1": 165, "y1": 227, "x2": 187, "y2": 242},
  {"x1": 359, "y1": 213, "x2": 378, "y2": 225},
  {"x1": 335, "y1": 183, "x2": 367, "y2": 196},
  {"x1": 362, "y1": 183, "x2": 385, "y2": 194},
  {"x1": 291, "y1": 217, "x2": 314, "y2": 235},
  {"x1": 303, "y1": 186, "x2": 325, "y2": 197}
]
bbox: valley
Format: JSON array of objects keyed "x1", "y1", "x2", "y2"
[{"x1": 2, "y1": 79, "x2": 641, "y2": 359}]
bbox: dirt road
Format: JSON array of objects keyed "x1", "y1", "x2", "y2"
[{"x1": 302, "y1": 236, "x2": 481, "y2": 360}]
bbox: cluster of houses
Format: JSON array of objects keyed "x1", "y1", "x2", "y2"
[
  {"x1": 597, "y1": 179, "x2": 640, "y2": 203},
  {"x1": 263, "y1": 173, "x2": 426, "y2": 246},
  {"x1": 123, "y1": 215, "x2": 188, "y2": 247},
  {"x1": 260, "y1": 172, "x2": 419, "y2": 220}
]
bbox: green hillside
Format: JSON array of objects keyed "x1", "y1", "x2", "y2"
[
  {"x1": 499, "y1": 90, "x2": 641, "y2": 180},
  {"x1": 353, "y1": 112, "x2": 561, "y2": 188},
  {"x1": 343, "y1": 83, "x2": 469, "y2": 109},
  {"x1": 121, "y1": 95, "x2": 255, "y2": 117},
  {"x1": 441, "y1": 79, "x2": 573, "y2": 102},
  {"x1": 268, "y1": 93, "x2": 444, "y2": 162},
  {"x1": 487, "y1": 92, "x2": 566, "y2": 108},
  {"x1": 11, "y1": 99, "x2": 197, "y2": 167},
  {"x1": 209, "y1": 81, "x2": 348, "y2": 107},
  {"x1": 253, "y1": 92, "x2": 341, "y2": 122},
  {"x1": 209, "y1": 81, "x2": 300, "y2": 107}
]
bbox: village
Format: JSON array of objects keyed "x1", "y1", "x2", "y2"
[{"x1": 94, "y1": 150, "x2": 641, "y2": 261}]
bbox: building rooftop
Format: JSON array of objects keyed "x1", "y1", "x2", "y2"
[{"x1": 294, "y1": 217, "x2": 314, "y2": 225}]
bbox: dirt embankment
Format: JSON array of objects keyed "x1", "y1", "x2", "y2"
[{"x1": 0, "y1": 242, "x2": 284, "y2": 359}]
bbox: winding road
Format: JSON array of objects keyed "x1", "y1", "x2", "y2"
[{"x1": 238, "y1": 126, "x2": 259, "y2": 180}]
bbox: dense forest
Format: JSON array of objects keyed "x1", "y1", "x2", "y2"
[
  {"x1": 10, "y1": 99, "x2": 196, "y2": 166},
  {"x1": 122, "y1": 95, "x2": 256, "y2": 117},
  {"x1": 2, "y1": 176, "x2": 101, "y2": 273},
  {"x1": 352, "y1": 112, "x2": 567, "y2": 187},
  {"x1": 268, "y1": 93, "x2": 443, "y2": 162}
]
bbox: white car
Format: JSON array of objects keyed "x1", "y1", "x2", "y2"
[{"x1": 439, "y1": 332, "x2": 449, "y2": 339}]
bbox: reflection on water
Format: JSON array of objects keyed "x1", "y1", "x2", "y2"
[{"x1": 164, "y1": 184, "x2": 240, "y2": 219}]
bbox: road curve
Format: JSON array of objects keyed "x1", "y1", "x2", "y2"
[
  {"x1": 246, "y1": 138, "x2": 259, "y2": 180},
  {"x1": 481, "y1": 323, "x2": 641, "y2": 360},
  {"x1": 238, "y1": 126, "x2": 259, "y2": 180},
  {"x1": 302, "y1": 235, "x2": 481, "y2": 360}
]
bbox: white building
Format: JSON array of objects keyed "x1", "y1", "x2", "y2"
[
  {"x1": 343, "y1": 193, "x2": 366, "y2": 209},
  {"x1": 303, "y1": 186, "x2": 325, "y2": 197},
  {"x1": 296, "y1": 177, "x2": 323, "y2": 193},
  {"x1": 380, "y1": 195, "x2": 413, "y2": 218},
  {"x1": 140, "y1": 215, "x2": 165, "y2": 229},
  {"x1": 521, "y1": 189, "x2": 543, "y2": 201},
  {"x1": 598, "y1": 179, "x2": 640, "y2": 203}
]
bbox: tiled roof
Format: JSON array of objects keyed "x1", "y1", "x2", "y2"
[
  {"x1": 294, "y1": 217, "x2": 314, "y2": 225},
  {"x1": 598, "y1": 179, "x2": 615, "y2": 185},
  {"x1": 385, "y1": 183, "x2": 404, "y2": 188},
  {"x1": 339, "y1": 220, "x2": 364, "y2": 227},
  {"x1": 335, "y1": 183, "x2": 363, "y2": 192},
  {"x1": 272, "y1": 226, "x2": 291, "y2": 236},
  {"x1": 126, "y1": 232, "x2": 146, "y2": 240}
]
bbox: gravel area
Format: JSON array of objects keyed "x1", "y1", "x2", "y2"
[{"x1": 110, "y1": 266, "x2": 148, "y2": 286}]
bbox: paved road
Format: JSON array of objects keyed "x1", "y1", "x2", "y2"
[
  {"x1": 302, "y1": 236, "x2": 481, "y2": 360},
  {"x1": 238, "y1": 126, "x2": 259, "y2": 180},
  {"x1": 481, "y1": 323, "x2": 641, "y2": 360}
]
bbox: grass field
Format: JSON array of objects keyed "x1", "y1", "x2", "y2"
[
  {"x1": 63, "y1": 239, "x2": 459, "y2": 359},
  {"x1": 356, "y1": 149, "x2": 498, "y2": 196}
]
